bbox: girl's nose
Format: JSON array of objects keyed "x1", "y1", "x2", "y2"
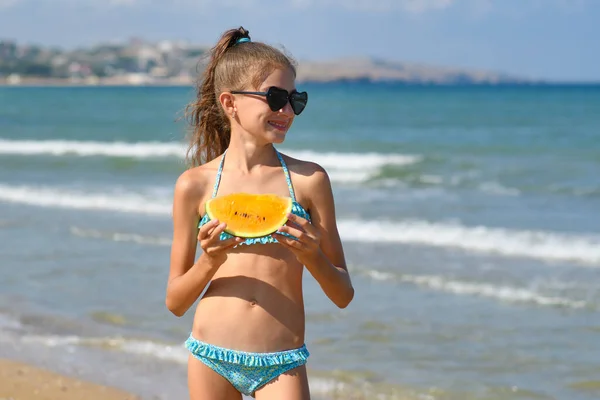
[{"x1": 279, "y1": 100, "x2": 294, "y2": 115}]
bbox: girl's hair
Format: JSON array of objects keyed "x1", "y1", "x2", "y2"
[{"x1": 185, "y1": 26, "x2": 297, "y2": 167}]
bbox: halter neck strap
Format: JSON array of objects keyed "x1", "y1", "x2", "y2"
[
  {"x1": 211, "y1": 148, "x2": 296, "y2": 201},
  {"x1": 211, "y1": 149, "x2": 227, "y2": 198},
  {"x1": 275, "y1": 149, "x2": 297, "y2": 202}
]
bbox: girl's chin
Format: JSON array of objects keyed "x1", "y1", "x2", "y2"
[
  {"x1": 270, "y1": 135, "x2": 286, "y2": 144},
  {"x1": 265, "y1": 130, "x2": 287, "y2": 143}
]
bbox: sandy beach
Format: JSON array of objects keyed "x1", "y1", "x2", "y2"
[{"x1": 0, "y1": 359, "x2": 140, "y2": 400}]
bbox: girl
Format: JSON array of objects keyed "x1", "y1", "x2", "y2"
[{"x1": 166, "y1": 26, "x2": 354, "y2": 400}]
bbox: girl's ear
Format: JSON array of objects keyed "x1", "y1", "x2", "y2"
[{"x1": 219, "y1": 92, "x2": 236, "y2": 118}]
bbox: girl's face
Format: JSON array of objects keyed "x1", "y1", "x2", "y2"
[{"x1": 233, "y1": 67, "x2": 297, "y2": 144}]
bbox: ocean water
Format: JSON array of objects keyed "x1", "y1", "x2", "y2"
[{"x1": 0, "y1": 84, "x2": 599, "y2": 400}]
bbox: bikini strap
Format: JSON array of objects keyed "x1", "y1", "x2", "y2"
[
  {"x1": 212, "y1": 150, "x2": 227, "y2": 198},
  {"x1": 275, "y1": 149, "x2": 296, "y2": 202}
]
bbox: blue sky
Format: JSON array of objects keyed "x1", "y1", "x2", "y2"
[{"x1": 0, "y1": 0, "x2": 598, "y2": 82}]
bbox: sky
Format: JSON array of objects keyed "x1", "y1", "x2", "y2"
[{"x1": 0, "y1": 0, "x2": 598, "y2": 82}]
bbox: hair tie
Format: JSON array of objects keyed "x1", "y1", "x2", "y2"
[{"x1": 236, "y1": 37, "x2": 250, "y2": 45}]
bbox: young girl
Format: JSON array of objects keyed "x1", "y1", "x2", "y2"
[{"x1": 166, "y1": 26, "x2": 354, "y2": 400}]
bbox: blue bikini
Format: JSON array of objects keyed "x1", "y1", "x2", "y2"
[
  {"x1": 187, "y1": 148, "x2": 311, "y2": 397},
  {"x1": 198, "y1": 148, "x2": 311, "y2": 245},
  {"x1": 186, "y1": 335, "x2": 310, "y2": 397}
]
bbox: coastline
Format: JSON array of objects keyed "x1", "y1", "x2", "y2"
[
  {"x1": 1, "y1": 76, "x2": 597, "y2": 88},
  {"x1": 0, "y1": 76, "x2": 195, "y2": 87},
  {"x1": 0, "y1": 358, "x2": 140, "y2": 400}
]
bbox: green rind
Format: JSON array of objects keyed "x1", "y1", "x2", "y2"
[{"x1": 205, "y1": 194, "x2": 293, "y2": 238}]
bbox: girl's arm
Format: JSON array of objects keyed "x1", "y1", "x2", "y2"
[
  {"x1": 303, "y1": 166, "x2": 354, "y2": 308},
  {"x1": 276, "y1": 164, "x2": 354, "y2": 308},
  {"x1": 165, "y1": 171, "x2": 236, "y2": 317}
]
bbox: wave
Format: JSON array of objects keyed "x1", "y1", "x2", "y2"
[
  {"x1": 0, "y1": 313, "x2": 22, "y2": 330},
  {"x1": 20, "y1": 334, "x2": 190, "y2": 363},
  {"x1": 2, "y1": 140, "x2": 598, "y2": 196},
  {"x1": 338, "y1": 219, "x2": 600, "y2": 266},
  {"x1": 0, "y1": 139, "x2": 186, "y2": 158},
  {"x1": 0, "y1": 139, "x2": 420, "y2": 184},
  {"x1": 69, "y1": 219, "x2": 600, "y2": 266},
  {"x1": 0, "y1": 184, "x2": 171, "y2": 215},
  {"x1": 362, "y1": 270, "x2": 588, "y2": 309},
  {"x1": 72, "y1": 220, "x2": 600, "y2": 266},
  {"x1": 2, "y1": 184, "x2": 599, "y2": 265},
  {"x1": 71, "y1": 227, "x2": 172, "y2": 246}
]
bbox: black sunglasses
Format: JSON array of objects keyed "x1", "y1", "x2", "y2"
[{"x1": 230, "y1": 86, "x2": 308, "y2": 115}]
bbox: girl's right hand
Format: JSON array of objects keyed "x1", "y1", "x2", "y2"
[{"x1": 197, "y1": 219, "x2": 243, "y2": 265}]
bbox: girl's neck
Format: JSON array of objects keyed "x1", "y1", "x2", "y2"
[{"x1": 224, "y1": 135, "x2": 278, "y2": 173}]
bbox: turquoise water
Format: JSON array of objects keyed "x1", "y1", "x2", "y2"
[{"x1": 1, "y1": 84, "x2": 599, "y2": 399}]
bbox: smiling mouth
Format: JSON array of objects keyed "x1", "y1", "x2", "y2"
[{"x1": 268, "y1": 120, "x2": 288, "y2": 131}]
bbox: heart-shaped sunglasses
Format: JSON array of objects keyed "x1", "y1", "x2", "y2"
[{"x1": 230, "y1": 86, "x2": 308, "y2": 115}]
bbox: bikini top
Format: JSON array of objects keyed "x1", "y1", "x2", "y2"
[{"x1": 197, "y1": 149, "x2": 311, "y2": 246}]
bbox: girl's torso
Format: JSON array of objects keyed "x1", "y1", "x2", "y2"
[{"x1": 191, "y1": 149, "x2": 311, "y2": 352}]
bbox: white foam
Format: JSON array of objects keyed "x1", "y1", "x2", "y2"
[
  {"x1": 0, "y1": 139, "x2": 420, "y2": 183},
  {"x1": 363, "y1": 270, "x2": 587, "y2": 309},
  {"x1": 309, "y1": 377, "x2": 349, "y2": 395},
  {"x1": 286, "y1": 149, "x2": 421, "y2": 170},
  {"x1": 21, "y1": 334, "x2": 190, "y2": 363},
  {"x1": 0, "y1": 313, "x2": 22, "y2": 330},
  {"x1": 3, "y1": 184, "x2": 600, "y2": 266},
  {"x1": 478, "y1": 181, "x2": 521, "y2": 196},
  {"x1": 70, "y1": 227, "x2": 173, "y2": 246},
  {"x1": 327, "y1": 170, "x2": 372, "y2": 183},
  {"x1": 0, "y1": 139, "x2": 187, "y2": 158},
  {"x1": 338, "y1": 219, "x2": 600, "y2": 266},
  {"x1": 0, "y1": 184, "x2": 171, "y2": 215},
  {"x1": 419, "y1": 175, "x2": 443, "y2": 185},
  {"x1": 116, "y1": 338, "x2": 189, "y2": 364}
]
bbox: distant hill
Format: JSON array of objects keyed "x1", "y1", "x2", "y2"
[
  {"x1": 296, "y1": 57, "x2": 531, "y2": 85},
  {"x1": 0, "y1": 38, "x2": 533, "y2": 86}
]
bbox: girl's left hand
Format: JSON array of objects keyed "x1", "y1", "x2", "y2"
[{"x1": 274, "y1": 213, "x2": 322, "y2": 265}]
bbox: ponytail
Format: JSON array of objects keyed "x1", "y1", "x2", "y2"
[{"x1": 185, "y1": 27, "x2": 250, "y2": 166}]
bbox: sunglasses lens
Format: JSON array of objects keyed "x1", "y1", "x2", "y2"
[
  {"x1": 290, "y1": 92, "x2": 308, "y2": 115},
  {"x1": 265, "y1": 87, "x2": 308, "y2": 115},
  {"x1": 266, "y1": 87, "x2": 289, "y2": 112}
]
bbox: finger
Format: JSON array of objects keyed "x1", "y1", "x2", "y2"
[
  {"x1": 273, "y1": 233, "x2": 305, "y2": 249},
  {"x1": 199, "y1": 219, "x2": 220, "y2": 239},
  {"x1": 285, "y1": 213, "x2": 317, "y2": 235},
  {"x1": 277, "y1": 226, "x2": 307, "y2": 242},
  {"x1": 203, "y1": 235, "x2": 243, "y2": 254},
  {"x1": 285, "y1": 212, "x2": 306, "y2": 226},
  {"x1": 284, "y1": 220, "x2": 305, "y2": 232},
  {"x1": 218, "y1": 236, "x2": 244, "y2": 248},
  {"x1": 207, "y1": 222, "x2": 228, "y2": 241},
  {"x1": 201, "y1": 223, "x2": 227, "y2": 246}
]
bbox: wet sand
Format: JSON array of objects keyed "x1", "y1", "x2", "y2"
[{"x1": 0, "y1": 358, "x2": 140, "y2": 400}]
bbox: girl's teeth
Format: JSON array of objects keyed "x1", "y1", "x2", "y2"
[{"x1": 269, "y1": 121, "x2": 286, "y2": 129}]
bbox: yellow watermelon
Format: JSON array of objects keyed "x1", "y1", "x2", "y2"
[{"x1": 205, "y1": 193, "x2": 293, "y2": 238}]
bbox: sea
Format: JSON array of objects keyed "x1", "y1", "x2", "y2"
[{"x1": 0, "y1": 83, "x2": 599, "y2": 400}]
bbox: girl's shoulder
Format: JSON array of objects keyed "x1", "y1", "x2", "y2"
[
  {"x1": 173, "y1": 159, "x2": 221, "y2": 201},
  {"x1": 278, "y1": 152, "x2": 332, "y2": 195},
  {"x1": 278, "y1": 152, "x2": 327, "y2": 177}
]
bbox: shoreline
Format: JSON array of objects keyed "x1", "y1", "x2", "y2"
[{"x1": 0, "y1": 358, "x2": 141, "y2": 400}]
